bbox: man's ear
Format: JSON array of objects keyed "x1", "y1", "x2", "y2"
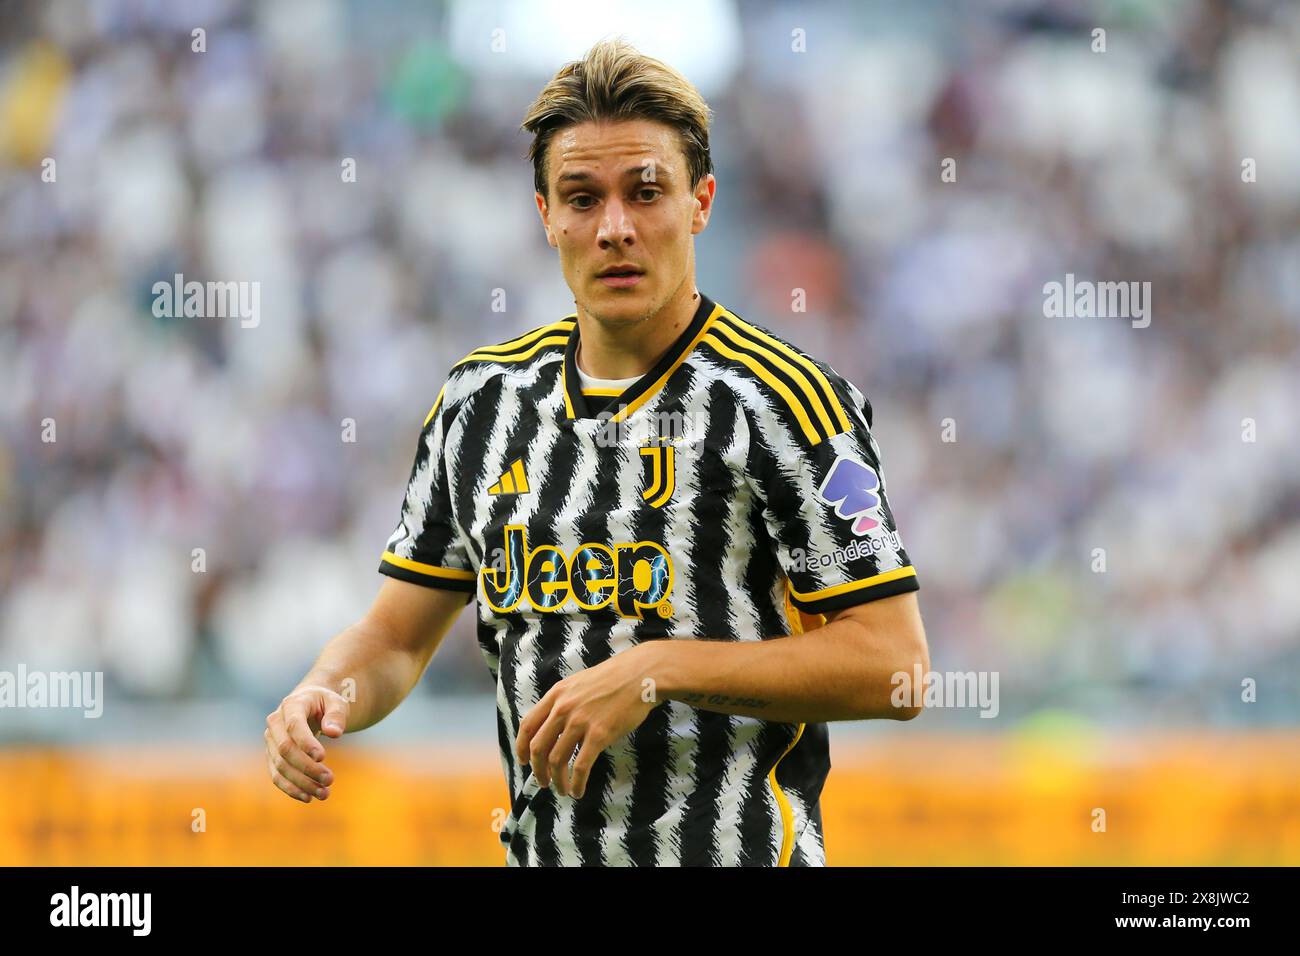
[
  {"x1": 691, "y1": 174, "x2": 716, "y2": 236},
  {"x1": 535, "y1": 191, "x2": 557, "y2": 248}
]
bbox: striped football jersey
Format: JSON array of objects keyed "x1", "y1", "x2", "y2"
[{"x1": 378, "y1": 292, "x2": 919, "y2": 866}]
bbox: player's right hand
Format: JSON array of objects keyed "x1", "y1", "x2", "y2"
[{"x1": 265, "y1": 685, "x2": 349, "y2": 804}]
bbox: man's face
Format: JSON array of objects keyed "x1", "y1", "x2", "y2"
[{"x1": 535, "y1": 118, "x2": 714, "y2": 326}]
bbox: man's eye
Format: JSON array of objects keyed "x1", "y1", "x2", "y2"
[
  {"x1": 570, "y1": 195, "x2": 595, "y2": 209},
  {"x1": 637, "y1": 188, "x2": 661, "y2": 201}
]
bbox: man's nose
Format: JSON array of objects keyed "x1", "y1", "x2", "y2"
[{"x1": 597, "y1": 198, "x2": 635, "y2": 247}]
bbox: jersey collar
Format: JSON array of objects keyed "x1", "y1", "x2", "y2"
[{"x1": 561, "y1": 292, "x2": 722, "y2": 422}]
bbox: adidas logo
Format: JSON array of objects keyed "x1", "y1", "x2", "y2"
[{"x1": 488, "y1": 458, "x2": 530, "y2": 496}]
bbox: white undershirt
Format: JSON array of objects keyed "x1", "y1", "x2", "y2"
[{"x1": 576, "y1": 357, "x2": 641, "y2": 391}]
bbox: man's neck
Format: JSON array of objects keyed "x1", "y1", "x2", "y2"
[{"x1": 574, "y1": 283, "x2": 701, "y2": 380}]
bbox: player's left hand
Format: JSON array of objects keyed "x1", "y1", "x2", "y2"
[{"x1": 515, "y1": 643, "x2": 661, "y2": 799}]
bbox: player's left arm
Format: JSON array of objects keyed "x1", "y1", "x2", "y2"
[
  {"x1": 639, "y1": 588, "x2": 928, "y2": 723},
  {"x1": 631, "y1": 359, "x2": 930, "y2": 724},
  {"x1": 517, "y1": 361, "x2": 930, "y2": 797},
  {"x1": 517, "y1": 592, "x2": 928, "y2": 797}
]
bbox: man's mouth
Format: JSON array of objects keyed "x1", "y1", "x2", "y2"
[{"x1": 597, "y1": 265, "x2": 644, "y2": 288}]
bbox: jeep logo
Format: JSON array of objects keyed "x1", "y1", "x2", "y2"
[{"x1": 481, "y1": 525, "x2": 674, "y2": 619}]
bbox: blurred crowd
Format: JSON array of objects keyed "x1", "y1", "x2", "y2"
[{"x1": 1, "y1": 0, "x2": 1298, "y2": 731}]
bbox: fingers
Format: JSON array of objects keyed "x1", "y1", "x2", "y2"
[
  {"x1": 515, "y1": 675, "x2": 627, "y2": 800},
  {"x1": 569, "y1": 734, "x2": 603, "y2": 800},
  {"x1": 319, "y1": 700, "x2": 348, "y2": 738},
  {"x1": 515, "y1": 684, "x2": 558, "y2": 767},
  {"x1": 265, "y1": 722, "x2": 334, "y2": 793},
  {"x1": 547, "y1": 722, "x2": 585, "y2": 798},
  {"x1": 277, "y1": 754, "x2": 332, "y2": 801},
  {"x1": 268, "y1": 756, "x2": 314, "y2": 803},
  {"x1": 285, "y1": 707, "x2": 327, "y2": 763},
  {"x1": 527, "y1": 704, "x2": 568, "y2": 790},
  {"x1": 265, "y1": 699, "x2": 335, "y2": 789},
  {"x1": 265, "y1": 720, "x2": 333, "y2": 786}
]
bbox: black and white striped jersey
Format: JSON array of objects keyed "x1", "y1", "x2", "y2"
[{"x1": 378, "y1": 292, "x2": 919, "y2": 866}]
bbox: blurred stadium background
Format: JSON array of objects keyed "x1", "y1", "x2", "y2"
[{"x1": 2, "y1": 0, "x2": 1299, "y2": 865}]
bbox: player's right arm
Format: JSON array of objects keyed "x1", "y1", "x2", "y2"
[
  {"x1": 265, "y1": 579, "x2": 471, "y2": 803},
  {"x1": 266, "y1": 369, "x2": 479, "y2": 804},
  {"x1": 264, "y1": 579, "x2": 471, "y2": 803}
]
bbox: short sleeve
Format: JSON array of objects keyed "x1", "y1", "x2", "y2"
[
  {"x1": 743, "y1": 365, "x2": 919, "y2": 616},
  {"x1": 378, "y1": 380, "x2": 477, "y2": 595}
]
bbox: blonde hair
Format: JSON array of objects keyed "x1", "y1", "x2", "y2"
[{"x1": 521, "y1": 37, "x2": 713, "y2": 198}]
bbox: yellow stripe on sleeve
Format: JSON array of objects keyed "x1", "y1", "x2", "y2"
[
  {"x1": 712, "y1": 319, "x2": 837, "y2": 440},
  {"x1": 722, "y1": 312, "x2": 851, "y2": 434},
  {"x1": 701, "y1": 333, "x2": 823, "y2": 445},
  {"x1": 789, "y1": 565, "x2": 917, "y2": 603},
  {"x1": 380, "y1": 551, "x2": 476, "y2": 581}
]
